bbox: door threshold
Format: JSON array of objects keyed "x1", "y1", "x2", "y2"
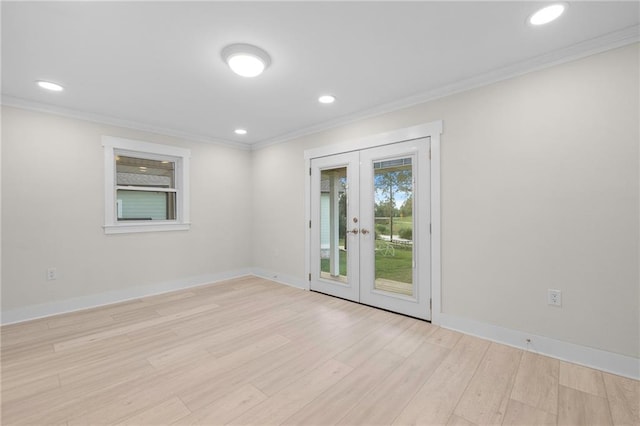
[{"x1": 309, "y1": 289, "x2": 431, "y2": 323}]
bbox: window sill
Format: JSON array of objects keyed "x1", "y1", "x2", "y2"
[{"x1": 103, "y1": 222, "x2": 191, "y2": 234}]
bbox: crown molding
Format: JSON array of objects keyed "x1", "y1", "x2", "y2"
[
  {"x1": 252, "y1": 25, "x2": 640, "y2": 150},
  {"x1": 0, "y1": 95, "x2": 252, "y2": 151}
]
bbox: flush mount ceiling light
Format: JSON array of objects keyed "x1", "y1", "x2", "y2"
[
  {"x1": 36, "y1": 80, "x2": 64, "y2": 91},
  {"x1": 318, "y1": 95, "x2": 336, "y2": 104},
  {"x1": 222, "y1": 43, "x2": 271, "y2": 78},
  {"x1": 234, "y1": 128, "x2": 248, "y2": 135},
  {"x1": 528, "y1": 3, "x2": 567, "y2": 26}
]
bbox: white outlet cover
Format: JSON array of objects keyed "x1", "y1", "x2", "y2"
[
  {"x1": 47, "y1": 267, "x2": 57, "y2": 280},
  {"x1": 547, "y1": 289, "x2": 562, "y2": 306}
]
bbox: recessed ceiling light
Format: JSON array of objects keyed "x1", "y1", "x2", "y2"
[
  {"x1": 36, "y1": 80, "x2": 64, "y2": 92},
  {"x1": 221, "y1": 43, "x2": 271, "y2": 78},
  {"x1": 528, "y1": 3, "x2": 566, "y2": 26},
  {"x1": 234, "y1": 128, "x2": 248, "y2": 135},
  {"x1": 318, "y1": 95, "x2": 336, "y2": 104}
]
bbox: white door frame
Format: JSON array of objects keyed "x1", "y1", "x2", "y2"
[{"x1": 304, "y1": 120, "x2": 443, "y2": 325}]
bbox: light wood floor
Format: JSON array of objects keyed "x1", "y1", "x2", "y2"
[{"x1": 1, "y1": 276, "x2": 638, "y2": 425}]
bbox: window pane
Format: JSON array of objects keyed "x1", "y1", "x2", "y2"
[
  {"x1": 373, "y1": 157, "x2": 413, "y2": 296},
  {"x1": 319, "y1": 167, "x2": 348, "y2": 283},
  {"x1": 116, "y1": 155, "x2": 175, "y2": 188},
  {"x1": 117, "y1": 190, "x2": 176, "y2": 221}
]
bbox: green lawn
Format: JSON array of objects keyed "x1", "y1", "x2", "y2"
[
  {"x1": 375, "y1": 244, "x2": 413, "y2": 283},
  {"x1": 375, "y1": 216, "x2": 413, "y2": 240},
  {"x1": 320, "y1": 242, "x2": 413, "y2": 283},
  {"x1": 393, "y1": 216, "x2": 413, "y2": 226}
]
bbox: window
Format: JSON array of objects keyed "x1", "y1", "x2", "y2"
[{"x1": 103, "y1": 136, "x2": 190, "y2": 234}]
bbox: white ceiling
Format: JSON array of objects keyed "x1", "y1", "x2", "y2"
[{"x1": 2, "y1": 1, "x2": 638, "y2": 149}]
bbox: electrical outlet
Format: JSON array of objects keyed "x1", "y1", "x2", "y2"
[
  {"x1": 548, "y1": 289, "x2": 561, "y2": 306},
  {"x1": 47, "y1": 267, "x2": 57, "y2": 281}
]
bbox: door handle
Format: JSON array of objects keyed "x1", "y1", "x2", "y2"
[
  {"x1": 347, "y1": 228, "x2": 359, "y2": 234},
  {"x1": 360, "y1": 228, "x2": 370, "y2": 235}
]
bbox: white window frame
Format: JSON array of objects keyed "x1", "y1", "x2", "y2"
[{"x1": 102, "y1": 136, "x2": 191, "y2": 234}]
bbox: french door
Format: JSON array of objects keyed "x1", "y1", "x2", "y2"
[{"x1": 310, "y1": 138, "x2": 431, "y2": 320}]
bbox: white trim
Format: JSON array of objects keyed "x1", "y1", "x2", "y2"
[
  {"x1": 109, "y1": 140, "x2": 191, "y2": 158},
  {"x1": 439, "y1": 313, "x2": 640, "y2": 380},
  {"x1": 304, "y1": 157, "x2": 312, "y2": 291},
  {"x1": 304, "y1": 120, "x2": 443, "y2": 321},
  {"x1": 102, "y1": 136, "x2": 191, "y2": 234},
  {"x1": 0, "y1": 268, "x2": 253, "y2": 325},
  {"x1": 430, "y1": 129, "x2": 442, "y2": 325},
  {"x1": 103, "y1": 222, "x2": 191, "y2": 234},
  {"x1": 304, "y1": 121, "x2": 443, "y2": 160},
  {"x1": 253, "y1": 26, "x2": 639, "y2": 150},
  {"x1": 1, "y1": 96, "x2": 252, "y2": 150},
  {"x1": 115, "y1": 186, "x2": 177, "y2": 193},
  {"x1": 250, "y1": 267, "x2": 309, "y2": 290}
]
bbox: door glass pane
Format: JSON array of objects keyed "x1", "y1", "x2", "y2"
[
  {"x1": 373, "y1": 158, "x2": 413, "y2": 296},
  {"x1": 319, "y1": 167, "x2": 348, "y2": 283}
]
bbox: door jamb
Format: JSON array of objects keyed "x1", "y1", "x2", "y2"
[{"x1": 304, "y1": 120, "x2": 443, "y2": 325}]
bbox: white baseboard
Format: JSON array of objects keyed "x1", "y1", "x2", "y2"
[
  {"x1": 0, "y1": 268, "x2": 252, "y2": 325},
  {"x1": 250, "y1": 267, "x2": 309, "y2": 290},
  {"x1": 438, "y1": 312, "x2": 639, "y2": 380}
]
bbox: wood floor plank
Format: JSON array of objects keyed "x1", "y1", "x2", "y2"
[
  {"x1": 446, "y1": 414, "x2": 477, "y2": 426},
  {"x1": 0, "y1": 373, "x2": 60, "y2": 403},
  {"x1": 53, "y1": 302, "x2": 221, "y2": 352},
  {"x1": 1, "y1": 318, "x2": 49, "y2": 336},
  {"x1": 1, "y1": 277, "x2": 637, "y2": 426},
  {"x1": 282, "y1": 349, "x2": 405, "y2": 425},
  {"x1": 115, "y1": 396, "x2": 192, "y2": 426},
  {"x1": 510, "y1": 351, "x2": 560, "y2": 414},
  {"x1": 392, "y1": 334, "x2": 490, "y2": 426},
  {"x1": 174, "y1": 340, "x2": 310, "y2": 413},
  {"x1": 337, "y1": 341, "x2": 449, "y2": 425},
  {"x1": 249, "y1": 310, "x2": 380, "y2": 396},
  {"x1": 64, "y1": 377, "x2": 179, "y2": 425},
  {"x1": 383, "y1": 320, "x2": 437, "y2": 358},
  {"x1": 2, "y1": 358, "x2": 159, "y2": 425},
  {"x1": 229, "y1": 358, "x2": 353, "y2": 425},
  {"x1": 333, "y1": 314, "x2": 412, "y2": 368},
  {"x1": 603, "y1": 372, "x2": 640, "y2": 425},
  {"x1": 503, "y1": 399, "x2": 557, "y2": 426},
  {"x1": 453, "y1": 343, "x2": 522, "y2": 425},
  {"x1": 559, "y1": 361, "x2": 608, "y2": 398},
  {"x1": 2, "y1": 334, "x2": 133, "y2": 389},
  {"x1": 202, "y1": 309, "x2": 299, "y2": 356},
  {"x1": 173, "y1": 334, "x2": 291, "y2": 411},
  {"x1": 175, "y1": 384, "x2": 267, "y2": 425},
  {"x1": 425, "y1": 326, "x2": 463, "y2": 349},
  {"x1": 109, "y1": 306, "x2": 162, "y2": 323},
  {"x1": 558, "y1": 385, "x2": 613, "y2": 426},
  {"x1": 47, "y1": 312, "x2": 116, "y2": 330},
  {"x1": 146, "y1": 342, "x2": 210, "y2": 369}
]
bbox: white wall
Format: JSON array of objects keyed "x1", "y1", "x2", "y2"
[
  {"x1": 1, "y1": 44, "x2": 637, "y2": 370},
  {"x1": 252, "y1": 44, "x2": 639, "y2": 359},
  {"x1": 1, "y1": 107, "x2": 252, "y2": 317}
]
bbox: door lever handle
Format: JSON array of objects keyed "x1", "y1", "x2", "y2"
[{"x1": 347, "y1": 228, "x2": 359, "y2": 234}]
